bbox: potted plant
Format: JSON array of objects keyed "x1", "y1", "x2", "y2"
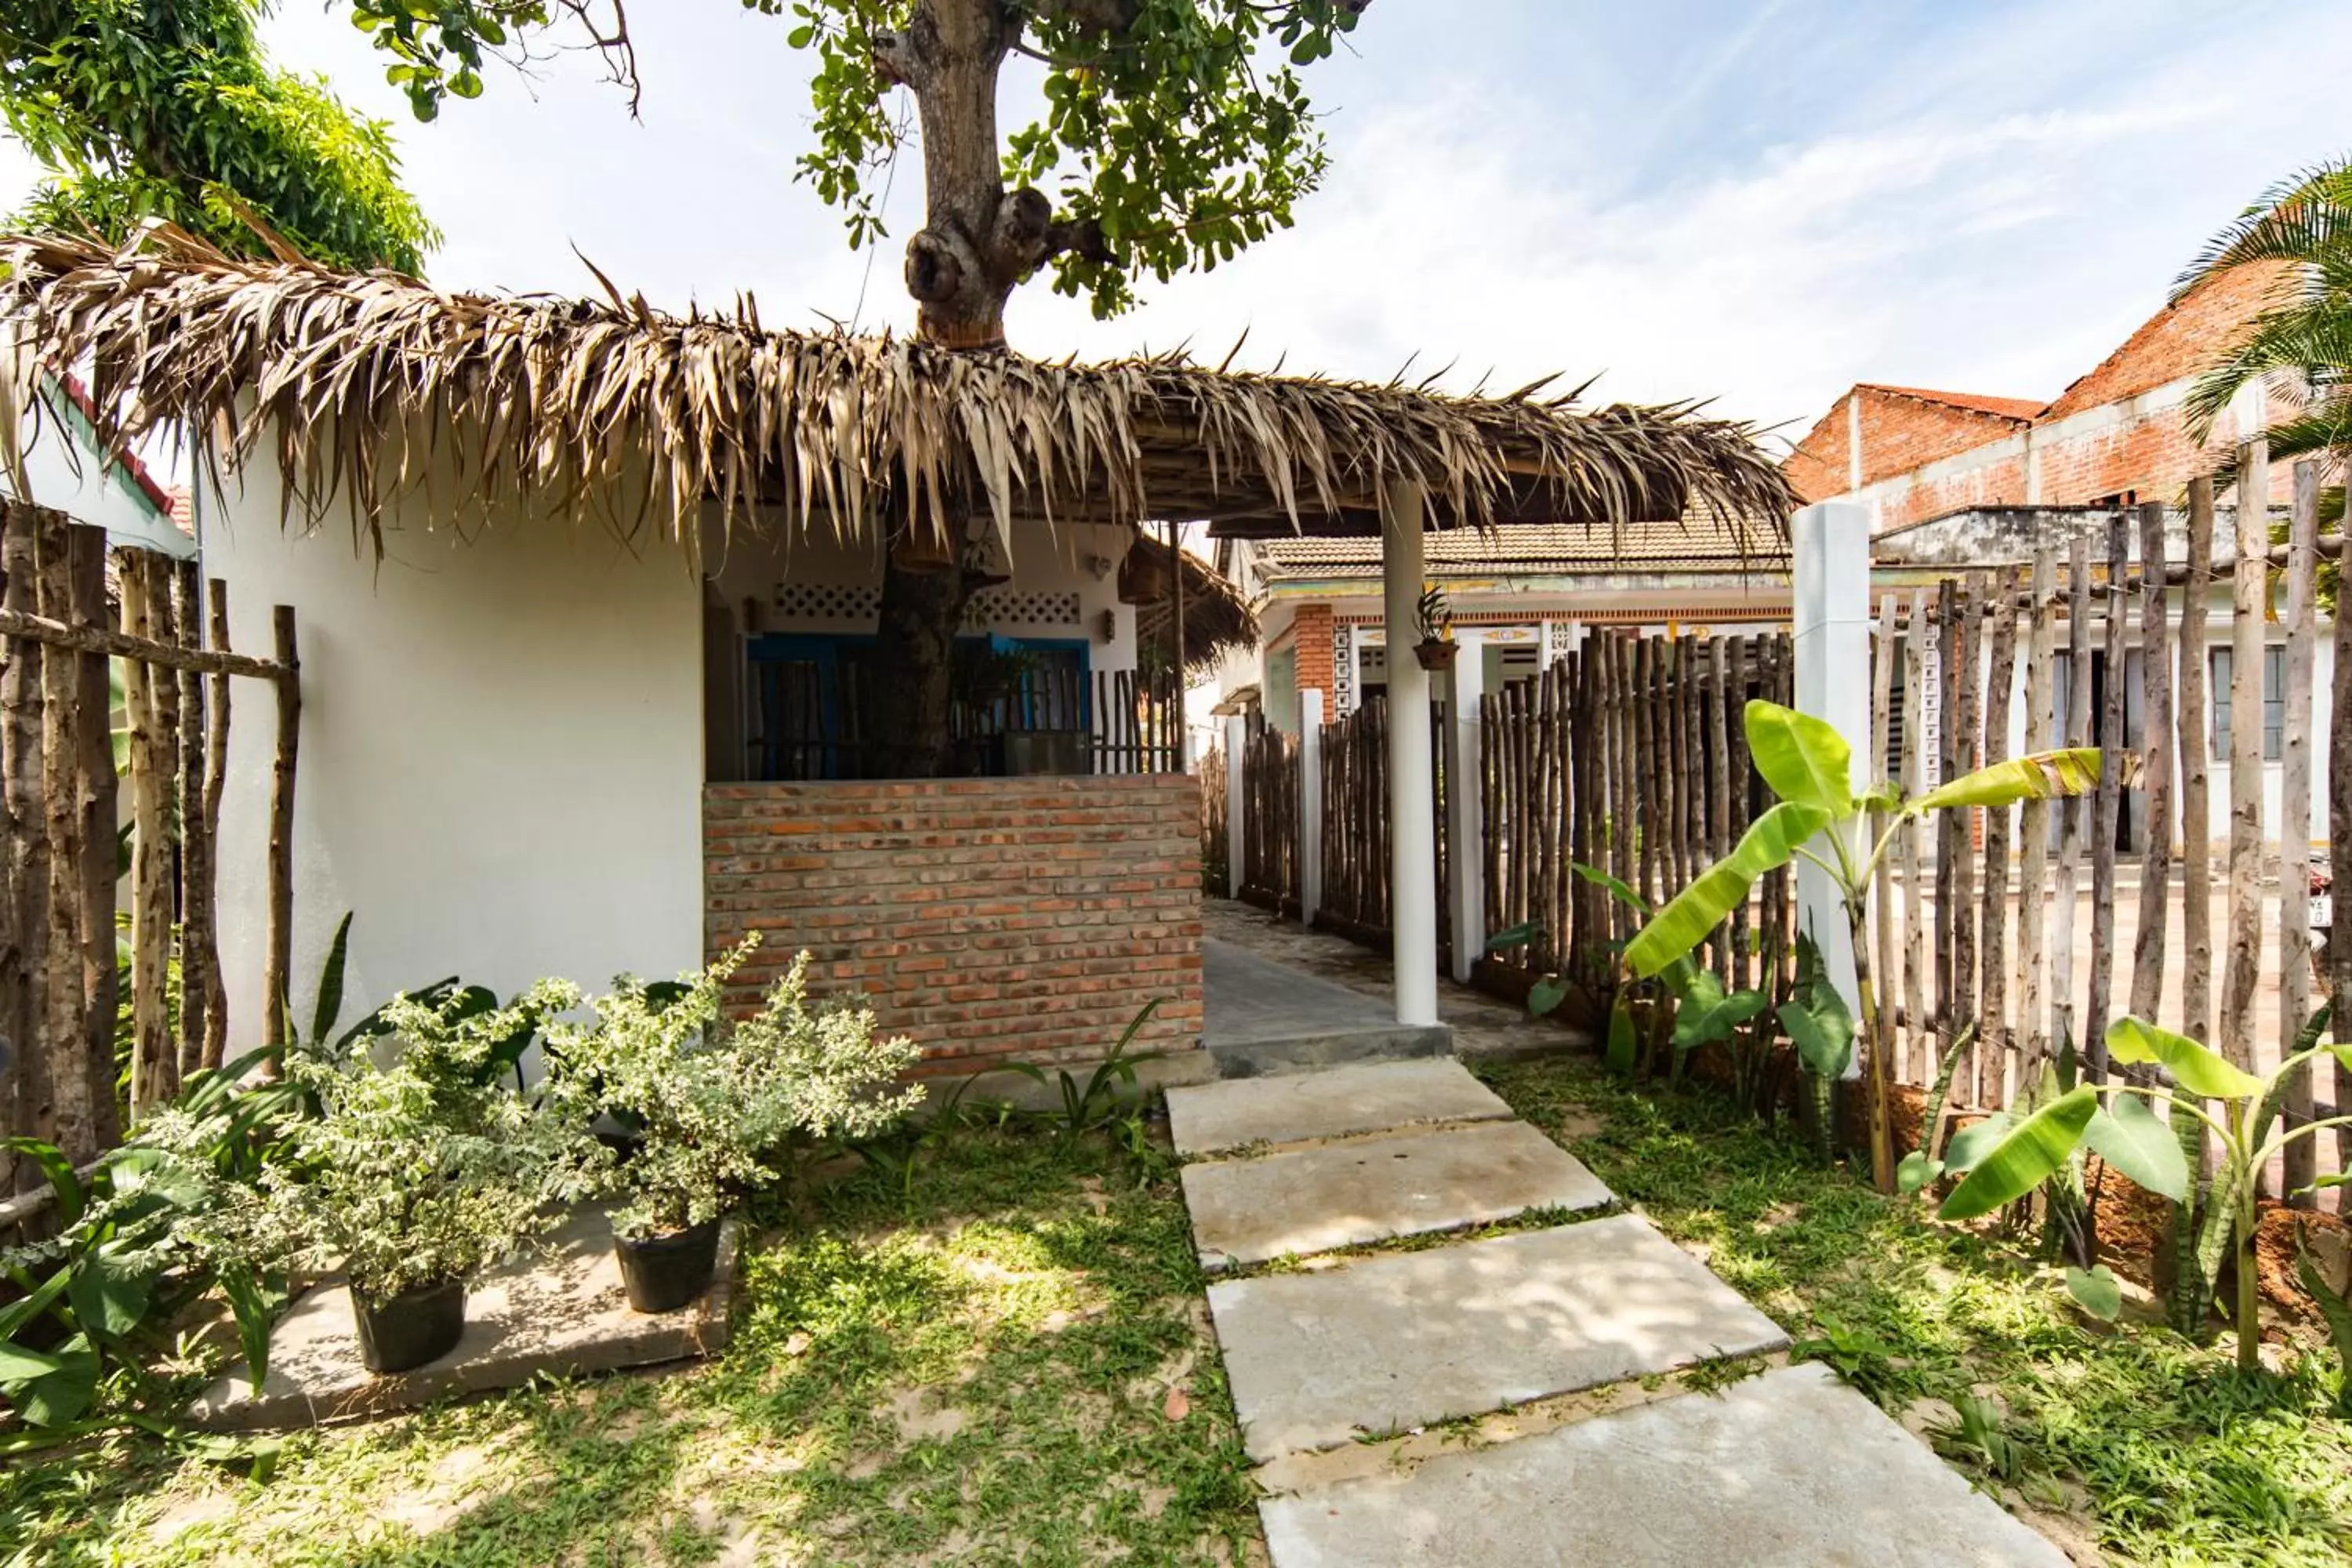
[
  {"x1": 269, "y1": 982, "x2": 601, "y2": 1374},
  {"x1": 547, "y1": 936, "x2": 923, "y2": 1313},
  {"x1": 1410, "y1": 583, "x2": 1457, "y2": 672}
]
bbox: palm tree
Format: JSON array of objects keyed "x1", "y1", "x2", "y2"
[
  {"x1": 2177, "y1": 159, "x2": 2352, "y2": 609},
  {"x1": 2180, "y1": 161, "x2": 2352, "y2": 465}
]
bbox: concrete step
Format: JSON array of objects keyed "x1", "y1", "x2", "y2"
[
  {"x1": 1203, "y1": 937, "x2": 1455, "y2": 1077},
  {"x1": 1207, "y1": 1021, "x2": 1453, "y2": 1079},
  {"x1": 1181, "y1": 1121, "x2": 1612, "y2": 1270},
  {"x1": 1165, "y1": 1057, "x2": 1512, "y2": 1156},
  {"x1": 1207, "y1": 1214, "x2": 1788, "y2": 1463},
  {"x1": 1258, "y1": 1363, "x2": 2068, "y2": 1566}
]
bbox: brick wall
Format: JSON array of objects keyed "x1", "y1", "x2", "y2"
[
  {"x1": 703, "y1": 775, "x2": 1205, "y2": 1076},
  {"x1": 1292, "y1": 602, "x2": 1335, "y2": 700},
  {"x1": 1789, "y1": 389, "x2": 2031, "y2": 504}
]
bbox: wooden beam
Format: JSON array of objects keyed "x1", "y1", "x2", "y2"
[{"x1": 0, "y1": 604, "x2": 292, "y2": 683}]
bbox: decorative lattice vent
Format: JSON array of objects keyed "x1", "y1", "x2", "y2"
[
  {"x1": 768, "y1": 582, "x2": 1082, "y2": 632},
  {"x1": 964, "y1": 590, "x2": 1082, "y2": 630},
  {"x1": 771, "y1": 582, "x2": 880, "y2": 623}
]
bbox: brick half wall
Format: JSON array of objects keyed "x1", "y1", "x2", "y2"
[{"x1": 704, "y1": 775, "x2": 1205, "y2": 1076}]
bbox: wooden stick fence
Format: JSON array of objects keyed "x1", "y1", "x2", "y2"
[
  {"x1": 1237, "y1": 717, "x2": 1301, "y2": 916},
  {"x1": 1871, "y1": 485, "x2": 2347, "y2": 1209},
  {"x1": 1477, "y1": 630, "x2": 1795, "y2": 1008},
  {"x1": 0, "y1": 499, "x2": 299, "y2": 1194}
]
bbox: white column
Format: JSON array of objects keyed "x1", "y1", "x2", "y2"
[
  {"x1": 1383, "y1": 478, "x2": 1441, "y2": 1027},
  {"x1": 1446, "y1": 630, "x2": 1486, "y2": 982},
  {"x1": 1223, "y1": 713, "x2": 1247, "y2": 901},
  {"x1": 1792, "y1": 501, "x2": 1873, "y2": 1036},
  {"x1": 1299, "y1": 688, "x2": 1325, "y2": 925}
]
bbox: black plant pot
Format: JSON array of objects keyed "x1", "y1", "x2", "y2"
[
  {"x1": 350, "y1": 1278, "x2": 466, "y2": 1374},
  {"x1": 615, "y1": 1219, "x2": 720, "y2": 1314}
]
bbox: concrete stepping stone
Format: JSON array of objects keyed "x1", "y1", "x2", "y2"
[
  {"x1": 1207, "y1": 1214, "x2": 1787, "y2": 1461},
  {"x1": 1181, "y1": 1121, "x2": 1612, "y2": 1269},
  {"x1": 1258, "y1": 1363, "x2": 2067, "y2": 1566},
  {"x1": 1166, "y1": 1058, "x2": 1510, "y2": 1156}
]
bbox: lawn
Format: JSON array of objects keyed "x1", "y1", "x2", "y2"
[
  {"x1": 12, "y1": 1051, "x2": 2350, "y2": 1566},
  {"x1": 1479, "y1": 1054, "x2": 2352, "y2": 1568},
  {"x1": 1, "y1": 1127, "x2": 1259, "y2": 1567}
]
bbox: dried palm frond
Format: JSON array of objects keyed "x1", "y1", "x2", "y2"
[
  {"x1": 0, "y1": 227, "x2": 1795, "y2": 569},
  {"x1": 1117, "y1": 532, "x2": 1258, "y2": 674}
]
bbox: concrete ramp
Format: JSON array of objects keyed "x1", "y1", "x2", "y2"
[{"x1": 1203, "y1": 938, "x2": 1449, "y2": 1076}]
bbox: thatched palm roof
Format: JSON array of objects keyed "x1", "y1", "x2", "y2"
[
  {"x1": 1116, "y1": 533, "x2": 1258, "y2": 674},
  {"x1": 0, "y1": 228, "x2": 1794, "y2": 566}
]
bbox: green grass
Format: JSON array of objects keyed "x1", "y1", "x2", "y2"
[
  {"x1": 1480, "y1": 1054, "x2": 2352, "y2": 1568},
  {"x1": 1, "y1": 1127, "x2": 1258, "y2": 1566}
]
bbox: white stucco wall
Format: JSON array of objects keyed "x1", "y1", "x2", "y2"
[
  {"x1": 5, "y1": 385, "x2": 194, "y2": 558},
  {"x1": 199, "y1": 460, "x2": 705, "y2": 1037}
]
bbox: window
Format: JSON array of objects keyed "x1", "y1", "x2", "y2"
[{"x1": 2210, "y1": 645, "x2": 2285, "y2": 763}]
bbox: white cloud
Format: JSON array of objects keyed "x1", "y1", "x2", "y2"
[{"x1": 5, "y1": 0, "x2": 2351, "y2": 451}]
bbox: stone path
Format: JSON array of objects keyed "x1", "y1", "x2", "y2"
[{"x1": 1167, "y1": 993, "x2": 2068, "y2": 1564}]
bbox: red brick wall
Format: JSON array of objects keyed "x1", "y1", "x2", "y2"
[
  {"x1": 1292, "y1": 602, "x2": 1335, "y2": 699},
  {"x1": 703, "y1": 776, "x2": 1205, "y2": 1076},
  {"x1": 2042, "y1": 263, "x2": 2289, "y2": 419},
  {"x1": 1789, "y1": 390, "x2": 2030, "y2": 503}
]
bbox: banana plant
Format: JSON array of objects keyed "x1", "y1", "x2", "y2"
[
  {"x1": 1938, "y1": 1010, "x2": 2352, "y2": 1374},
  {"x1": 1624, "y1": 699, "x2": 2103, "y2": 1192}
]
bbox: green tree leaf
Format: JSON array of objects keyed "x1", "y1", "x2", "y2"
[
  {"x1": 1624, "y1": 802, "x2": 1831, "y2": 978},
  {"x1": 1528, "y1": 976, "x2": 1570, "y2": 1018},
  {"x1": 2106, "y1": 1016, "x2": 2264, "y2": 1100},
  {"x1": 1779, "y1": 993, "x2": 1854, "y2": 1080},
  {"x1": 2083, "y1": 1094, "x2": 2190, "y2": 1201},
  {"x1": 2065, "y1": 1263, "x2": 2124, "y2": 1321},
  {"x1": 1744, "y1": 700, "x2": 1853, "y2": 815}
]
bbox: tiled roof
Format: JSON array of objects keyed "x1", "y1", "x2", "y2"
[
  {"x1": 1858, "y1": 384, "x2": 2046, "y2": 423},
  {"x1": 1253, "y1": 512, "x2": 1787, "y2": 582}
]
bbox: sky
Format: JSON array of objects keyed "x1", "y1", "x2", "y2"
[{"x1": 3, "y1": 0, "x2": 2349, "y2": 453}]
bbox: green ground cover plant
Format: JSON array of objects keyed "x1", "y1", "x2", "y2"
[
  {"x1": 0, "y1": 1113, "x2": 1256, "y2": 1566},
  {"x1": 1481, "y1": 1053, "x2": 2352, "y2": 1568}
]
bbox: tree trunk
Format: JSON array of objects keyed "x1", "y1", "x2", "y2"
[
  {"x1": 868, "y1": 551, "x2": 978, "y2": 778},
  {"x1": 860, "y1": 2, "x2": 1118, "y2": 776}
]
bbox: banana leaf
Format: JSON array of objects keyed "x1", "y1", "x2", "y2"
[
  {"x1": 2083, "y1": 1093, "x2": 2190, "y2": 1201},
  {"x1": 1911, "y1": 749, "x2": 2102, "y2": 815},
  {"x1": 2106, "y1": 1017, "x2": 2263, "y2": 1101},
  {"x1": 1744, "y1": 700, "x2": 1853, "y2": 815},
  {"x1": 1939, "y1": 1085, "x2": 2099, "y2": 1221},
  {"x1": 1624, "y1": 801, "x2": 1831, "y2": 978}
]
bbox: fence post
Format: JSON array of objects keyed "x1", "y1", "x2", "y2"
[
  {"x1": 1446, "y1": 631, "x2": 1486, "y2": 982},
  {"x1": 1224, "y1": 713, "x2": 1247, "y2": 902},
  {"x1": 1299, "y1": 688, "x2": 1325, "y2": 926},
  {"x1": 1382, "y1": 477, "x2": 1441, "y2": 1028},
  {"x1": 1792, "y1": 502, "x2": 1872, "y2": 1032}
]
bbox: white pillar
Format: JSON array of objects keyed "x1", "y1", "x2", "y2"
[
  {"x1": 1792, "y1": 502, "x2": 1874, "y2": 1038},
  {"x1": 1446, "y1": 630, "x2": 1486, "y2": 982},
  {"x1": 1383, "y1": 478, "x2": 1441, "y2": 1027},
  {"x1": 1223, "y1": 713, "x2": 1247, "y2": 901},
  {"x1": 1299, "y1": 688, "x2": 1325, "y2": 925}
]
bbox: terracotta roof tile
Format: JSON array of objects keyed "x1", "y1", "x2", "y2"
[{"x1": 1858, "y1": 384, "x2": 2046, "y2": 423}]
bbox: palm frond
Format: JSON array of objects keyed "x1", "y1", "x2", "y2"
[
  {"x1": 2174, "y1": 159, "x2": 2352, "y2": 300},
  {"x1": 2180, "y1": 302, "x2": 2352, "y2": 443}
]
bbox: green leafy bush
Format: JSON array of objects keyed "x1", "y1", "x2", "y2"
[
  {"x1": 1, "y1": 1047, "x2": 299, "y2": 1446},
  {"x1": 547, "y1": 938, "x2": 921, "y2": 1242},
  {"x1": 263, "y1": 982, "x2": 601, "y2": 1301}
]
